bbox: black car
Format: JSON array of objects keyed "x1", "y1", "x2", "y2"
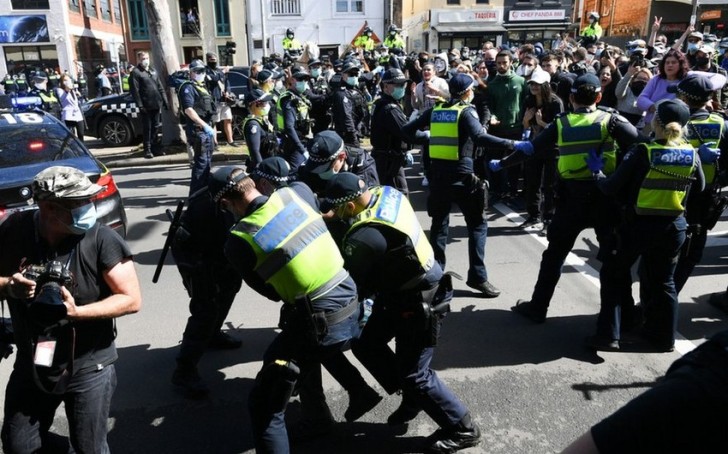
[
  {"x1": 83, "y1": 66, "x2": 251, "y2": 147},
  {"x1": 0, "y1": 96, "x2": 128, "y2": 237}
]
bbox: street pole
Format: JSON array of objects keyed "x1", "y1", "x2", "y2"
[
  {"x1": 690, "y1": 0, "x2": 699, "y2": 28},
  {"x1": 260, "y1": 0, "x2": 267, "y2": 57}
]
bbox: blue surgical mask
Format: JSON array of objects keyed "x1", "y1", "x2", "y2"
[
  {"x1": 311, "y1": 68, "x2": 321, "y2": 78},
  {"x1": 392, "y1": 86, "x2": 406, "y2": 100},
  {"x1": 318, "y1": 165, "x2": 337, "y2": 180},
  {"x1": 687, "y1": 43, "x2": 698, "y2": 53},
  {"x1": 346, "y1": 76, "x2": 358, "y2": 87},
  {"x1": 295, "y1": 81, "x2": 307, "y2": 93},
  {"x1": 67, "y1": 203, "x2": 97, "y2": 234}
]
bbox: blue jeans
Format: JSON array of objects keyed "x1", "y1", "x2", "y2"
[
  {"x1": 189, "y1": 128, "x2": 214, "y2": 195},
  {"x1": 427, "y1": 179, "x2": 489, "y2": 283},
  {"x1": 597, "y1": 216, "x2": 687, "y2": 343},
  {"x1": 2, "y1": 365, "x2": 117, "y2": 454}
]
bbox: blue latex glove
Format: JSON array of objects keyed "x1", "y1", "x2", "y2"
[
  {"x1": 513, "y1": 140, "x2": 534, "y2": 156},
  {"x1": 698, "y1": 142, "x2": 720, "y2": 164},
  {"x1": 203, "y1": 124, "x2": 215, "y2": 138},
  {"x1": 404, "y1": 152, "x2": 414, "y2": 168},
  {"x1": 488, "y1": 159, "x2": 502, "y2": 172},
  {"x1": 585, "y1": 149, "x2": 605, "y2": 174}
]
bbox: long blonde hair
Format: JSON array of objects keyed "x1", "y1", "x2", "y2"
[{"x1": 652, "y1": 119, "x2": 685, "y2": 146}]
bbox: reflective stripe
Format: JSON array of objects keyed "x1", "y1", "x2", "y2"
[
  {"x1": 256, "y1": 218, "x2": 328, "y2": 281},
  {"x1": 641, "y1": 179, "x2": 691, "y2": 191},
  {"x1": 430, "y1": 137, "x2": 459, "y2": 146}
]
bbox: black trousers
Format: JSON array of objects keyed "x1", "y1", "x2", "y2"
[{"x1": 140, "y1": 109, "x2": 163, "y2": 155}]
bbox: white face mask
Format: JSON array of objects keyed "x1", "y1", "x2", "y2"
[
  {"x1": 192, "y1": 72, "x2": 206, "y2": 83},
  {"x1": 275, "y1": 80, "x2": 284, "y2": 91},
  {"x1": 464, "y1": 90, "x2": 474, "y2": 104},
  {"x1": 35, "y1": 82, "x2": 47, "y2": 91},
  {"x1": 141, "y1": 59, "x2": 150, "y2": 69},
  {"x1": 260, "y1": 104, "x2": 271, "y2": 116},
  {"x1": 63, "y1": 80, "x2": 73, "y2": 89}
]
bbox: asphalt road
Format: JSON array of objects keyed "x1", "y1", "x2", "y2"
[{"x1": 1, "y1": 163, "x2": 727, "y2": 454}]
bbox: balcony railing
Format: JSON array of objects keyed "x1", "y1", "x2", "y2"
[{"x1": 271, "y1": 0, "x2": 300, "y2": 16}]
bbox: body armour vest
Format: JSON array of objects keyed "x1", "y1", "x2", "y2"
[
  {"x1": 556, "y1": 109, "x2": 616, "y2": 180},
  {"x1": 635, "y1": 142, "x2": 697, "y2": 216}
]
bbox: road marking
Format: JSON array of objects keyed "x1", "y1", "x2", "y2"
[{"x1": 493, "y1": 202, "x2": 697, "y2": 355}]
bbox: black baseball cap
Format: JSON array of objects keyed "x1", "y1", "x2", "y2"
[{"x1": 321, "y1": 172, "x2": 366, "y2": 212}]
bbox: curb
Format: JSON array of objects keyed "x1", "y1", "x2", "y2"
[{"x1": 99, "y1": 152, "x2": 248, "y2": 169}]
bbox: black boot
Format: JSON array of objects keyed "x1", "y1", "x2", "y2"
[{"x1": 426, "y1": 413, "x2": 482, "y2": 453}]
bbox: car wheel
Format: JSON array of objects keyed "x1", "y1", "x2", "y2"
[
  {"x1": 232, "y1": 108, "x2": 246, "y2": 141},
  {"x1": 99, "y1": 115, "x2": 134, "y2": 147}
]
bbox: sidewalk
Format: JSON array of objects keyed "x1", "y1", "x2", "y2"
[{"x1": 86, "y1": 138, "x2": 249, "y2": 169}]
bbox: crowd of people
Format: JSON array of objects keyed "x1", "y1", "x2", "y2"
[{"x1": 0, "y1": 21, "x2": 728, "y2": 454}]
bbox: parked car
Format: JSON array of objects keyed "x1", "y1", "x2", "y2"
[{"x1": 0, "y1": 96, "x2": 128, "y2": 237}]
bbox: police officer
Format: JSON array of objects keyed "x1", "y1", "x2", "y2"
[
  {"x1": 277, "y1": 66, "x2": 313, "y2": 173},
  {"x1": 403, "y1": 73, "x2": 529, "y2": 297},
  {"x1": 323, "y1": 172, "x2": 482, "y2": 453},
  {"x1": 353, "y1": 26, "x2": 376, "y2": 52},
  {"x1": 370, "y1": 68, "x2": 414, "y2": 196},
  {"x1": 47, "y1": 69, "x2": 60, "y2": 90},
  {"x1": 243, "y1": 89, "x2": 280, "y2": 169},
  {"x1": 592, "y1": 99, "x2": 705, "y2": 352},
  {"x1": 282, "y1": 27, "x2": 303, "y2": 61},
  {"x1": 494, "y1": 74, "x2": 642, "y2": 322},
  {"x1": 306, "y1": 58, "x2": 332, "y2": 134},
  {"x1": 129, "y1": 51, "x2": 168, "y2": 159},
  {"x1": 669, "y1": 74, "x2": 728, "y2": 293},
  {"x1": 1, "y1": 74, "x2": 17, "y2": 95},
  {"x1": 383, "y1": 25, "x2": 405, "y2": 55},
  {"x1": 221, "y1": 171, "x2": 362, "y2": 453},
  {"x1": 256, "y1": 68, "x2": 285, "y2": 128},
  {"x1": 332, "y1": 61, "x2": 366, "y2": 147},
  {"x1": 178, "y1": 59, "x2": 216, "y2": 195},
  {"x1": 29, "y1": 72, "x2": 61, "y2": 118},
  {"x1": 580, "y1": 12, "x2": 603, "y2": 47},
  {"x1": 121, "y1": 64, "x2": 133, "y2": 92},
  {"x1": 170, "y1": 167, "x2": 244, "y2": 399},
  {"x1": 15, "y1": 73, "x2": 28, "y2": 95}
]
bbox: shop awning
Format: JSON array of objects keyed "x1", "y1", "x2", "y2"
[
  {"x1": 432, "y1": 24, "x2": 507, "y2": 33},
  {"x1": 503, "y1": 22, "x2": 571, "y2": 29}
]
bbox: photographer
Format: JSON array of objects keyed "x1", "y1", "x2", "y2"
[
  {"x1": 0, "y1": 165, "x2": 142, "y2": 453},
  {"x1": 205, "y1": 52, "x2": 240, "y2": 147}
]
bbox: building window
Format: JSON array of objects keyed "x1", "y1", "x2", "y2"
[
  {"x1": 75, "y1": 36, "x2": 105, "y2": 74},
  {"x1": 69, "y1": 0, "x2": 80, "y2": 12},
  {"x1": 5, "y1": 45, "x2": 58, "y2": 77},
  {"x1": 446, "y1": 0, "x2": 460, "y2": 5},
  {"x1": 180, "y1": 1, "x2": 201, "y2": 37},
  {"x1": 271, "y1": 0, "x2": 301, "y2": 15},
  {"x1": 215, "y1": 0, "x2": 231, "y2": 36},
  {"x1": 128, "y1": 0, "x2": 149, "y2": 41},
  {"x1": 11, "y1": 0, "x2": 50, "y2": 8},
  {"x1": 336, "y1": 0, "x2": 363, "y2": 13},
  {"x1": 100, "y1": 0, "x2": 111, "y2": 21},
  {"x1": 83, "y1": 0, "x2": 97, "y2": 18},
  {"x1": 112, "y1": 0, "x2": 121, "y2": 22},
  {"x1": 475, "y1": 0, "x2": 488, "y2": 3}
]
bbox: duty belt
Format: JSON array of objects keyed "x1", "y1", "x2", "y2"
[{"x1": 319, "y1": 296, "x2": 359, "y2": 326}]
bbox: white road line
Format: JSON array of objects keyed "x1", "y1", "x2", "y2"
[{"x1": 492, "y1": 202, "x2": 697, "y2": 355}]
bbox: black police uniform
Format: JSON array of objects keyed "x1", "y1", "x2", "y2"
[
  {"x1": 179, "y1": 80, "x2": 216, "y2": 194},
  {"x1": 370, "y1": 92, "x2": 412, "y2": 196},
  {"x1": 503, "y1": 106, "x2": 642, "y2": 321},
  {"x1": 243, "y1": 114, "x2": 279, "y2": 169},
  {"x1": 1, "y1": 76, "x2": 17, "y2": 95},
  {"x1": 307, "y1": 76, "x2": 332, "y2": 134},
  {"x1": 331, "y1": 80, "x2": 366, "y2": 147},
  {"x1": 278, "y1": 90, "x2": 312, "y2": 173},
  {"x1": 674, "y1": 109, "x2": 728, "y2": 293},
  {"x1": 170, "y1": 187, "x2": 243, "y2": 395},
  {"x1": 402, "y1": 99, "x2": 514, "y2": 288},
  {"x1": 30, "y1": 88, "x2": 61, "y2": 119}
]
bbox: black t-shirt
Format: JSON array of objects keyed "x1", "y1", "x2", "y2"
[{"x1": 0, "y1": 210, "x2": 132, "y2": 376}]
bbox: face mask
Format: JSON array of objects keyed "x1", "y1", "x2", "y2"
[
  {"x1": 63, "y1": 80, "x2": 73, "y2": 89},
  {"x1": 67, "y1": 203, "x2": 97, "y2": 234},
  {"x1": 208, "y1": 62, "x2": 217, "y2": 70},
  {"x1": 311, "y1": 68, "x2": 321, "y2": 78},
  {"x1": 485, "y1": 61, "x2": 496, "y2": 72},
  {"x1": 687, "y1": 43, "x2": 698, "y2": 53},
  {"x1": 630, "y1": 81, "x2": 647, "y2": 96},
  {"x1": 192, "y1": 72, "x2": 206, "y2": 83},
  {"x1": 275, "y1": 80, "x2": 284, "y2": 91},
  {"x1": 366, "y1": 33, "x2": 372, "y2": 37},
  {"x1": 346, "y1": 76, "x2": 358, "y2": 87},
  {"x1": 287, "y1": 34, "x2": 294, "y2": 39},
  {"x1": 295, "y1": 81, "x2": 307, "y2": 93},
  {"x1": 591, "y1": 18, "x2": 597, "y2": 24},
  {"x1": 141, "y1": 59, "x2": 150, "y2": 69},
  {"x1": 390, "y1": 31, "x2": 396, "y2": 36},
  {"x1": 695, "y1": 57, "x2": 710, "y2": 67},
  {"x1": 464, "y1": 90, "x2": 475, "y2": 104},
  {"x1": 318, "y1": 164, "x2": 337, "y2": 180},
  {"x1": 392, "y1": 86, "x2": 406, "y2": 100},
  {"x1": 260, "y1": 104, "x2": 271, "y2": 116},
  {"x1": 520, "y1": 65, "x2": 534, "y2": 77},
  {"x1": 594, "y1": 49, "x2": 603, "y2": 58},
  {"x1": 35, "y1": 82, "x2": 47, "y2": 91}
]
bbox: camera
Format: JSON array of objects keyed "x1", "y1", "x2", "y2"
[
  {"x1": 630, "y1": 53, "x2": 645, "y2": 67},
  {"x1": 23, "y1": 261, "x2": 73, "y2": 329}
]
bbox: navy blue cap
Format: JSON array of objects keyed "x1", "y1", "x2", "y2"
[
  {"x1": 251, "y1": 156, "x2": 290, "y2": 185},
  {"x1": 571, "y1": 73, "x2": 601, "y2": 93},
  {"x1": 307, "y1": 131, "x2": 345, "y2": 174},
  {"x1": 321, "y1": 172, "x2": 366, "y2": 212},
  {"x1": 208, "y1": 166, "x2": 247, "y2": 202},
  {"x1": 655, "y1": 99, "x2": 690, "y2": 127},
  {"x1": 667, "y1": 73, "x2": 715, "y2": 102},
  {"x1": 448, "y1": 73, "x2": 474, "y2": 96}
]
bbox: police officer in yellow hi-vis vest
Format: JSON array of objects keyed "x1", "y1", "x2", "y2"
[
  {"x1": 282, "y1": 28, "x2": 303, "y2": 60},
  {"x1": 403, "y1": 73, "x2": 532, "y2": 298},
  {"x1": 29, "y1": 72, "x2": 61, "y2": 118},
  {"x1": 277, "y1": 66, "x2": 313, "y2": 173},
  {"x1": 580, "y1": 12, "x2": 603, "y2": 47},
  {"x1": 492, "y1": 73, "x2": 642, "y2": 323},
  {"x1": 221, "y1": 169, "x2": 362, "y2": 453},
  {"x1": 668, "y1": 73, "x2": 728, "y2": 294},
  {"x1": 593, "y1": 99, "x2": 705, "y2": 352},
  {"x1": 383, "y1": 24, "x2": 405, "y2": 55},
  {"x1": 324, "y1": 172, "x2": 482, "y2": 453},
  {"x1": 353, "y1": 26, "x2": 376, "y2": 51}
]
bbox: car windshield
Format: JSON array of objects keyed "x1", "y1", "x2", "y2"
[{"x1": 0, "y1": 120, "x2": 86, "y2": 169}]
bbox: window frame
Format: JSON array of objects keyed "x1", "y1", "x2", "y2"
[
  {"x1": 127, "y1": 0, "x2": 149, "y2": 41},
  {"x1": 334, "y1": 0, "x2": 364, "y2": 14},
  {"x1": 11, "y1": 0, "x2": 51, "y2": 9},
  {"x1": 83, "y1": 0, "x2": 98, "y2": 18},
  {"x1": 214, "y1": 0, "x2": 232, "y2": 37}
]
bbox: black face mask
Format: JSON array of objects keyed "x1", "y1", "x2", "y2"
[
  {"x1": 485, "y1": 61, "x2": 496, "y2": 71},
  {"x1": 695, "y1": 57, "x2": 710, "y2": 67},
  {"x1": 630, "y1": 81, "x2": 647, "y2": 96},
  {"x1": 208, "y1": 62, "x2": 217, "y2": 70}
]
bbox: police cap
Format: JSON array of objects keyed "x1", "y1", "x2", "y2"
[
  {"x1": 321, "y1": 172, "x2": 366, "y2": 212},
  {"x1": 188, "y1": 59, "x2": 206, "y2": 72},
  {"x1": 381, "y1": 68, "x2": 409, "y2": 84},
  {"x1": 247, "y1": 88, "x2": 272, "y2": 104},
  {"x1": 251, "y1": 156, "x2": 290, "y2": 185},
  {"x1": 667, "y1": 72, "x2": 721, "y2": 103},
  {"x1": 208, "y1": 166, "x2": 248, "y2": 203},
  {"x1": 655, "y1": 98, "x2": 690, "y2": 128},
  {"x1": 306, "y1": 131, "x2": 345, "y2": 175},
  {"x1": 571, "y1": 73, "x2": 601, "y2": 93},
  {"x1": 448, "y1": 73, "x2": 474, "y2": 97}
]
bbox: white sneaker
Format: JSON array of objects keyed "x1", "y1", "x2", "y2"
[{"x1": 422, "y1": 176, "x2": 429, "y2": 187}]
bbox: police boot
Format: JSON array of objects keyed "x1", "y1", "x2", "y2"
[
  {"x1": 287, "y1": 406, "x2": 335, "y2": 442},
  {"x1": 387, "y1": 393, "x2": 421, "y2": 426},
  {"x1": 208, "y1": 330, "x2": 243, "y2": 350},
  {"x1": 426, "y1": 413, "x2": 482, "y2": 453},
  {"x1": 344, "y1": 385, "x2": 382, "y2": 422},
  {"x1": 171, "y1": 363, "x2": 209, "y2": 399}
]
